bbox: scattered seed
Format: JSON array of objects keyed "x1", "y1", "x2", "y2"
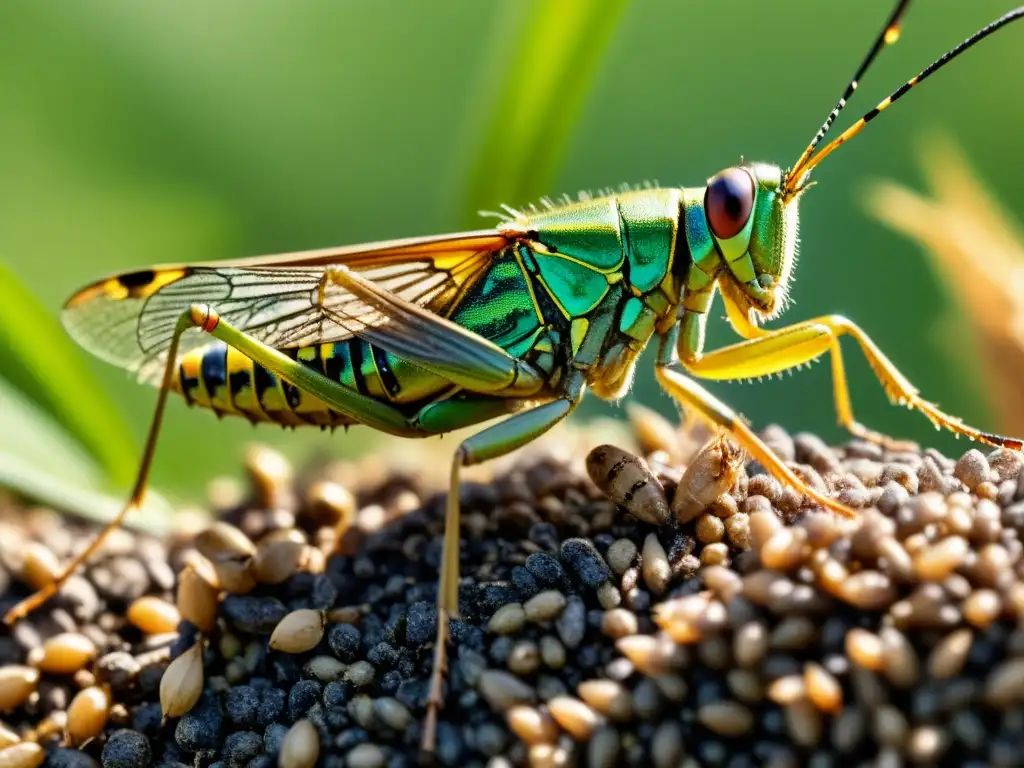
[
  {"x1": 963, "y1": 589, "x2": 1002, "y2": 629},
  {"x1": 673, "y1": 434, "x2": 743, "y2": 523},
  {"x1": 478, "y1": 670, "x2": 536, "y2": 711},
  {"x1": 159, "y1": 642, "x2": 204, "y2": 719},
  {"x1": 0, "y1": 667, "x2": 39, "y2": 712},
  {"x1": 601, "y1": 608, "x2": 638, "y2": 639},
  {"x1": 605, "y1": 539, "x2": 637, "y2": 575},
  {"x1": 507, "y1": 705, "x2": 559, "y2": 746},
  {"x1": 253, "y1": 535, "x2": 307, "y2": 585},
  {"x1": 524, "y1": 591, "x2": 566, "y2": 623},
  {"x1": 20, "y1": 543, "x2": 60, "y2": 591},
  {"x1": 928, "y1": 628, "x2": 973, "y2": 679},
  {"x1": 577, "y1": 679, "x2": 632, "y2": 721},
  {"x1": 0, "y1": 742, "x2": 43, "y2": 768},
  {"x1": 804, "y1": 662, "x2": 842, "y2": 713},
  {"x1": 586, "y1": 445, "x2": 669, "y2": 526},
  {"x1": 641, "y1": 534, "x2": 671, "y2": 595},
  {"x1": 33, "y1": 634, "x2": 97, "y2": 675},
  {"x1": 279, "y1": 719, "x2": 318, "y2": 768},
  {"x1": 697, "y1": 701, "x2": 754, "y2": 736},
  {"x1": 488, "y1": 603, "x2": 526, "y2": 635},
  {"x1": 269, "y1": 609, "x2": 326, "y2": 654},
  {"x1": 176, "y1": 563, "x2": 219, "y2": 633},
  {"x1": 65, "y1": 685, "x2": 110, "y2": 746},
  {"x1": 127, "y1": 597, "x2": 181, "y2": 635},
  {"x1": 547, "y1": 696, "x2": 602, "y2": 740}
]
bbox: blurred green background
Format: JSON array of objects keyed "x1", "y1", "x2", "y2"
[{"x1": 2, "y1": 0, "x2": 1023, "y2": 509}]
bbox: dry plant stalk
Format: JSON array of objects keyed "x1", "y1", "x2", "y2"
[{"x1": 866, "y1": 133, "x2": 1024, "y2": 433}]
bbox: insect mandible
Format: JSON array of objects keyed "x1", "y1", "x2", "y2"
[{"x1": 7, "y1": 0, "x2": 1024, "y2": 755}]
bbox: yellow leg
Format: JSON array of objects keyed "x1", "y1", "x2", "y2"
[
  {"x1": 655, "y1": 364, "x2": 857, "y2": 518},
  {"x1": 421, "y1": 396, "x2": 577, "y2": 756},
  {"x1": 693, "y1": 312, "x2": 1022, "y2": 451}
]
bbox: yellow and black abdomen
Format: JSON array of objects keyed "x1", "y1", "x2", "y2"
[{"x1": 172, "y1": 337, "x2": 453, "y2": 427}]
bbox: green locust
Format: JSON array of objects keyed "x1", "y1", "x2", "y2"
[{"x1": 8, "y1": 0, "x2": 1024, "y2": 754}]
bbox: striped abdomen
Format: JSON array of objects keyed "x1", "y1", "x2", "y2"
[{"x1": 172, "y1": 338, "x2": 452, "y2": 427}]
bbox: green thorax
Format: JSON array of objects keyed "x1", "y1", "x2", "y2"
[{"x1": 503, "y1": 187, "x2": 685, "y2": 398}]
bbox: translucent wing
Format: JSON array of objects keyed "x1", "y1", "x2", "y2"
[{"x1": 62, "y1": 230, "x2": 514, "y2": 384}]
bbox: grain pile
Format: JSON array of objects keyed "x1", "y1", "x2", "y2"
[{"x1": 0, "y1": 415, "x2": 1023, "y2": 767}]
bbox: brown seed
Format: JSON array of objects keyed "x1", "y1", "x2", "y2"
[
  {"x1": 586, "y1": 445, "x2": 669, "y2": 526},
  {"x1": 0, "y1": 723, "x2": 18, "y2": 749},
  {"x1": 963, "y1": 589, "x2": 1002, "y2": 629},
  {"x1": 767, "y1": 675, "x2": 806, "y2": 706},
  {"x1": 177, "y1": 564, "x2": 219, "y2": 633},
  {"x1": 279, "y1": 718, "x2": 318, "y2": 768},
  {"x1": 953, "y1": 448, "x2": 989, "y2": 490},
  {"x1": 697, "y1": 701, "x2": 754, "y2": 736},
  {"x1": 733, "y1": 621, "x2": 768, "y2": 668},
  {"x1": 724, "y1": 513, "x2": 751, "y2": 550},
  {"x1": 539, "y1": 636, "x2": 566, "y2": 670},
  {"x1": 547, "y1": 696, "x2": 602, "y2": 740},
  {"x1": 626, "y1": 402, "x2": 682, "y2": 459},
  {"x1": 804, "y1": 662, "x2": 842, "y2": 713},
  {"x1": 880, "y1": 627, "x2": 919, "y2": 688},
  {"x1": 652, "y1": 593, "x2": 708, "y2": 645},
  {"x1": 615, "y1": 635, "x2": 671, "y2": 675},
  {"x1": 254, "y1": 535, "x2": 307, "y2": 585},
  {"x1": 212, "y1": 557, "x2": 256, "y2": 596},
  {"x1": 695, "y1": 514, "x2": 725, "y2": 544},
  {"x1": 0, "y1": 666, "x2": 39, "y2": 712},
  {"x1": 700, "y1": 542, "x2": 730, "y2": 566},
  {"x1": 488, "y1": 603, "x2": 526, "y2": 635},
  {"x1": 748, "y1": 508, "x2": 783, "y2": 550},
  {"x1": 478, "y1": 670, "x2": 536, "y2": 711},
  {"x1": 524, "y1": 591, "x2": 566, "y2": 623},
  {"x1": 34, "y1": 633, "x2": 97, "y2": 675},
  {"x1": 508, "y1": 641, "x2": 540, "y2": 676},
  {"x1": 244, "y1": 444, "x2": 293, "y2": 508},
  {"x1": 928, "y1": 628, "x2": 973, "y2": 679},
  {"x1": 577, "y1": 679, "x2": 632, "y2": 721},
  {"x1": 127, "y1": 597, "x2": 182, "y2": 635},
  {"x1": 160, "y1": 642, "x2": 204, "y2": 719},
  {"x1": 20, "y1": 543, "x2": 60, "y2": 591},
  {"x1": 303, "y1": 481, "x2": 356, "y2": 529},
  {"x1": 196, "y1": 521, "x2": 256, "y2": 562},
  {"x1": 984, "y1": 658, "x2": 1024, "y2": 708},
  {"x1": 651, "y1": 722, "x2": 683, "y2": 768},
  {"x1": 760, "y1": 527, "x2": 808, "y2": 571},
  {"x1": 0, "y1": 742, "x2": 44, "y2": 768},
  {"x1": 913, "y1": 536, "x2": 969, "y2": 581},
  {"x1": 840, "y1": 570, "x2": 897, "y2": 610},
  {"x1": 641, "y1": 534, "x2": 671, "y2": 595},
  {"x1": 601, "y1": 609, "x2": 638, "y2": 639},
  {"x1": 605, "y1": 539, "x2": 637, "y2": 575},
  {"x1": 785, "y1": 699, "x2": 822, "y2": 747},
  {"x1": 346, "y1": 744, "x2": 384, "y2": 768},
  {"x1": 845, "y1": 629, "x2": 886, "y2": 672},
  {"x1": 305, "y1": 656, "x2": 346, "y2": 682},
  {"x1": 506, "y1": 706, "x2": 559, "y2": 746},
  {"x1": 673, "y1": 434, "x2": 744, "y2": 523},
  {"x1": 269, "y1": 609, "x2": 326, "y2": 654},
  {"x1": 65, "y1": 685, "x2": 110, "y2": 745}
]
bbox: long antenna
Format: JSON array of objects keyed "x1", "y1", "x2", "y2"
[
  {"x1": 787, "y1": 5, "x2": 1024, "y2": 195},
  {"x1": 789, "y1": 0, "x2": 913, "y2": 182}
]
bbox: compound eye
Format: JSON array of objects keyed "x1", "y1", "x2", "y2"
[{"x1": 706, "y1": 167, "x2": 755, "y2": 240}]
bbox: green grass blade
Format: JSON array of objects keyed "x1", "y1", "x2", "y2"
[
  {"x1": 0, "y1": 263, "x2": 137, "y2": 486},
  {"x1": 0, "y1": 377, "x2": 173, "y2": 533},
  {"x1": 457, "y1": 0, "x2": 632, "y2": 227}
]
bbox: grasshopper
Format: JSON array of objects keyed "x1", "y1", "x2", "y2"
[{"x1": 8, "y1": 0, "x2": 1024, "y2": 753}]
